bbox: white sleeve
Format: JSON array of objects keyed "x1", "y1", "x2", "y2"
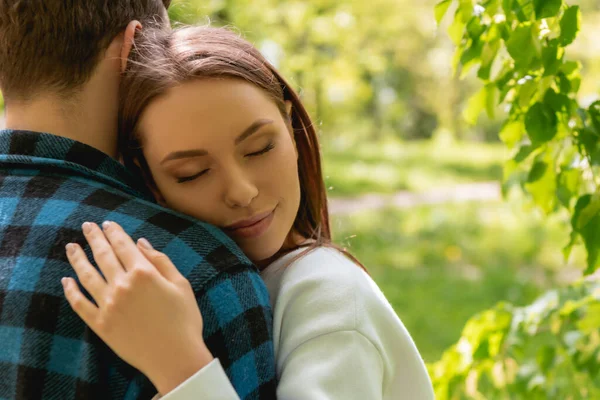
[
  {"x1": 277, "y1": 330, "x2": 384, "y2": 399},
  {"x1": 267, "y1": 247, "x2": 434, "y2": 400},
  {"x1": 152, "y1": 358, "x2": 241, "y2": 400}
]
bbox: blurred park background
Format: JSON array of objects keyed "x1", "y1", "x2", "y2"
[{"x1": 3, "y1": 0, "x2": 599, "y2": 372}]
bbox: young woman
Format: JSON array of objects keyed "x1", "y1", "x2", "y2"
[{"x1": 61, "y1": 26, "x2": 434, "y2": 399}]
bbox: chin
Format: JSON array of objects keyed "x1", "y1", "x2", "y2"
[{"x1": 239, "y1": 236, "x2": 285, "y2": 265}]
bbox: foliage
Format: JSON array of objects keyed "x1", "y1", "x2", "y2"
[
  {"x1": 437, "y1": 0, "x2": 599, "y2": 274},
  {"x1": 429, "y1": 280, "x2": 600, "y2": 399},
  {"x1": 433, "y1": 0, "x2": 600, "y2": 397}
]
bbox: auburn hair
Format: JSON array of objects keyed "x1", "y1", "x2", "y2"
[{"x1": 119, "y1": 25, "x2": 364, "y2": 269}]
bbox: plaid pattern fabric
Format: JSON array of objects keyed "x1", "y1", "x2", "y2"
[{"x1": 0, "y1": 130, "x2": 276, "y2": 400}]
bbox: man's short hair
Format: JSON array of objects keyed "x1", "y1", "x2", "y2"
[{"x1": 0, "y1": 0, "x2": 171, "y2": 101}]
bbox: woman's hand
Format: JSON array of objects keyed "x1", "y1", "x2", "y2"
[{"x1": 62, "y1": 221, "x2": 213, "y2": 395}]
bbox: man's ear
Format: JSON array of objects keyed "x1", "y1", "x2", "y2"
[{"x1": 120, "y1": 21, "x2": 143, "y2": 73}]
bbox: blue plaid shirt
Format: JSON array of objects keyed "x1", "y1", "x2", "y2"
[{"x1": 0, "y1": 130, "x2": 276, "y2": 400}]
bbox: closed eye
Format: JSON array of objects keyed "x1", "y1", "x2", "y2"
[
  {"x1": 246, "y1": 142, "x2": 275, "y2": 157},
  {"x1": 176, "y1": 169, "x2": 209, "y2": 183}
]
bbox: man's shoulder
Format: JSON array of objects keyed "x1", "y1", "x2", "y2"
[{"x1": 0, "y1": 169, "x2": 252, "y2": 281}]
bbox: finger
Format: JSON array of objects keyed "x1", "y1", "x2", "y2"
[
  {"x1": 83, "y1": 222, "x2": 125, "y2": 280},
  {"x1": 66, "y1": 243, "x2": 108, "y2": 304},
  {"x1": 137, "y1": 238, "x2": 184, "y2": 282},
  {"x1": 62, "y1": 277, "x2": 99, "y2": 328},
  {"x1": 101, "y1": 221, "x2": 142, "y2": 271}
]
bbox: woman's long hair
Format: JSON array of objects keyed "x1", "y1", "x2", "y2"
[{"x1": 119, "y1": 26, "x2": 364, "y2": 269}]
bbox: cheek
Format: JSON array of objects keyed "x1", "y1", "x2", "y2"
[
  {"x1": 168, "y1": 189, "x2": 221, "y2": 224},
  {"x1": 272, "y1": 141, "x2": 301, "y2": 206},
  {"x1": 151, "y1": 173, "x2": 222, "y2": 225}
]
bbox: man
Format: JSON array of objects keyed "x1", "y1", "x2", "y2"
[{"x1": 0, "y1": 1, "x2": 276, "y2": 399}]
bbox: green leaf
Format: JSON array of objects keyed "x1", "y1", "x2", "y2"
[
  {"x1": 541, "y1": 40, "x2": 564, "y2": 77},
  {"x1": 572, "y1": 194, "x2": 592, "y2": 231},
  {"x1": 500, "y1": 120, "x2": 525, "y2": 148},
  {"x1": 525, "y1": 102, "x2": 558, "y2": 144},
  {"x1": 572, "y1": 195, "x2": 600, "y2": 274},
  {"x1": 543, "y1": 88, "x2": 570, "y2": 113},
  {"x1": 514, "y1": 144, "x2": 536, "y2": 162},
  {"x1": 518, "y1": 78, "x2": 539, "y2": 109},
  {"x1": 525, "y1": 158, "x2": 556, "y2": 213},
  {"x1": 483, "y1": 0, "x2": 501, "y2": 17},
  {"x1": 528, "y1": 161, "x2": 547, "y2": 183},
  {"x1": 537, "y1": 346, "x2": 556, "y2": 373},
  {"x1": 457, "y1": 0, "x2": 475, "y2": 23},
  {"x1": 576, "y1": 128, "x2": 600, "y2": 165},
  {"x1": 448, "y1": 16, "x2": 467, "y2": 45},
  {"x1": 478, "y1": 39, "x2": 500, "y2": 80},
  {"x1": 495, "y1": 63, "x2": 515, "y2": 92},
  {"x1": 576, "y1": 195, "x2": 600, "y2": 231},
  {"x1": 561, "y1": 61, "x2": 581, "y2": 76},
  {"x1": 435, "y1": 0, "x2": 453, "y2": 25},
  {"x1": 588, "y1": 101, "x2": 600, "y2": 135},
  {"x1": 459, "y1": 39, "x2": 484, "y2": 67},
  {"x1": 466, "y1": 16, "x2": 486, "y2": 39},
  {"x1": 473, "y1": 338, "x2": 490, "y2": 360},
  {"x1": 485, "y1": 84, "x2": 499, "y2": 119},
  {"x1": 463, "y1": 87, "x2": 487, "y2": 124},
  {"x1": 559, "y1": 6, "x2": 581, "y2": 46},
  {"x1": 502, "y1": 0, "x2": 513, "y2": 17},
  {"x1": 576, "y1": 303, "x2": 600, "y2": 333},
  {"x1": 533, "y1": 0, "x2": 562, "y2": 20},
  {"x1": 511, "y1": 0, "x2": 536, "y2": 22},
  {"x1": 506, "y1": 23, "x2": 540, "y2": 69},
  {"x1": 557, "y1": 168, "x2": 582, "y2": 208},
  {"x1": 570, "y1": 77, "x2": 581, "y2": 94},
  {"x1": 557, "y1": 72, "x2": 571, "y2": 94},
  {"x1": 563, "y1": 229, "x2": 579, "y2": 261}
]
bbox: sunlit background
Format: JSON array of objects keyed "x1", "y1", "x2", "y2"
[{"x1": 2, "y1": 0, "x2": 599, "y2": 366}]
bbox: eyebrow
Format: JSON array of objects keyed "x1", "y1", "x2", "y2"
[{"x1": 160, "y1": 118, "x2": 274, "y2": 165}]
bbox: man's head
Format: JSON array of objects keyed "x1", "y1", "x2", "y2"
[{"x1": 0, "y1": 0, "x2": 171, "y2": 102}]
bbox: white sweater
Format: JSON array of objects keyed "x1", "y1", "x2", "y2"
[{"x1": 161, "y1": 247, "x2": 434, "y2": 399}]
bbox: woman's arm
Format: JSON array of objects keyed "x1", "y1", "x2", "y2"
[
  {"x1": 161, "y1": 329, "x2": 384, "y2": 400},
  {"x1": 277, "y1": 330, "x2": 384, "y2": 398},
  {"x1": 154, "y1": 359, "x2": 239, "y2": 400}
]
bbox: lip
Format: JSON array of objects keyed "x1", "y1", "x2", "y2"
[{"x1": 224, "y1": 209, "x2": 276, "y2": 239}]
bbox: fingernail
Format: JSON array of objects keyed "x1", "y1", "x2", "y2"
[
  {"x1": 61, "y1": 277, "x2": 68, "y2": 288},
  {"x1": 102, "y1": 221, "x2": 112, "y2": 230},
  {"x1": 82, "y1": 222, "x2": 92, "y2": 234},
  {"x1": 138, "y1": 238, "x2": 153, "y2": 250},
  {"x1": 65, "y1": 243, "x2": 76, "y2": 256}
]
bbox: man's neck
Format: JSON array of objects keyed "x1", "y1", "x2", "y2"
[{"x1": 4, "y1": 92, "x2": 119, "y2": 158}]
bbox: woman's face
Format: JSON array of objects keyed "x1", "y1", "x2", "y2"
[{"x1": 138, "y1": 78, "x2": 301, "y2": 263}]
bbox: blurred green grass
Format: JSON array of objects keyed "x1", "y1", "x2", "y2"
[
  {"x1": 330, "y1": 198, "x2": 584, "y2": 363},
  {"x1": 322, "y1": 137, "x2": 507, "y2": 197}
]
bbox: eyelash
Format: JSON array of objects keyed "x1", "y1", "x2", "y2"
[
  {"x1": 246, "y1": 142, "x2": 275, "y2": 157},
  {"x1": 177, "y1": 169, "x2": 209, "y2": 183},
  {"x1": 176, "y1": 142, "x2": 275, "y2": 184}
]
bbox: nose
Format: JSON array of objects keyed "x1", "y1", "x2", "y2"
[{"x1": 223, "y1": 167, "x2": 258, "y2": 209}]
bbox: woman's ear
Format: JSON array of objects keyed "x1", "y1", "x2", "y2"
[
  {"x1": 120, "y1": 21, "x2": 143, "y2": 73},
  {"x1": 132, "y1": 158, "x2": 168, "y2": 207}
]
